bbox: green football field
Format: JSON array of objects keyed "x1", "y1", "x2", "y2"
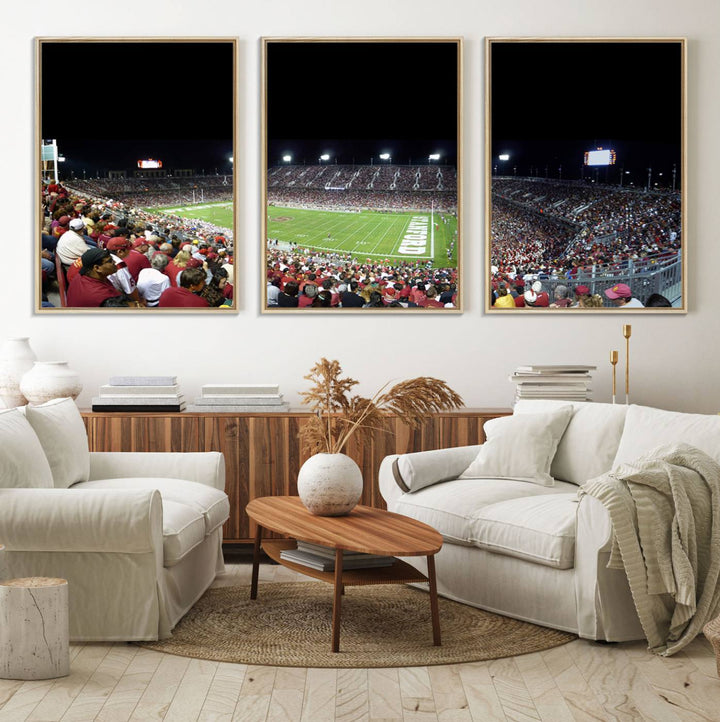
[
  {"x1": 266, "y1": 206, "x2": 457, "y2": 267},
  {"x1": 150, "y1": 201, "x2": 234, "y2": 230},
  {"x1": 147, "y1": 201, "x2": 458, "y2": 268}
]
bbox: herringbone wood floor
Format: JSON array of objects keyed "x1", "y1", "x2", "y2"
[{"x1": 0, "y1": 561, "x2": 718, "y2": 721}]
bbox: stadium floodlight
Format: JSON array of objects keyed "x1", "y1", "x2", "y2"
[
  {"x1": 498, "y1": 154, "x2": 510, "y2": 161},
  {"x1": 282, "y1": 155, "x2": 292, "y2": 163},
  {"x1": 319, "y1": 154, "x2": 330, "y2": 162},
  {"x1": 228, "y1": 156, "x2": 234, "y2": 163},
  {"x1": 429, "y1": 153, "x2": 441, "y2": 161},
  {"x1": 379, "y1": 153, "x2": 391, "y2": 161},
  {"x1": 58, "y1": 156, "x2": 65, "y2": 162}
]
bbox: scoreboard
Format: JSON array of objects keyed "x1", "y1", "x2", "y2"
[
  {"x1": 584, "y1": 148, "x2": 616, "y2": 167},
  {"x1": 137, "y1": 159, "x2": 163, "y2": 169}
]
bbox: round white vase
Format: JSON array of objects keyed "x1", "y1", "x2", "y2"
[
  {"x1": 297, "y1": 453, "x2": 363, "y2": 516},
  {"x1": 0, "y1": 337, "x2": 37, "y2": 408},
  {"x1": 20, "y1": 362, "x2": 83, "y2": 406}
]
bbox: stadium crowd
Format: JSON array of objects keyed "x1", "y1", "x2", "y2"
[
  {"x1": 490, "y1": 178, "x2": 681, "y2": 308},
  {"x1": 267, "y1": 163, "x2": 457, "y2": 214},
  {"x1": 69, "y1": 175, "x2": 233, "y2": 209},
  {"x1": 41, "y1": 180, "x2": 234, "y2": 309},
  {"x1": 265, "y1": 163, "x2": 459, "y2": 308},
  {"x1": 266, "y1": 246, "x2": 457, "y2": 309},
  {"x1": 268, "y1": 163, "x2": 457, "y2": 193}
]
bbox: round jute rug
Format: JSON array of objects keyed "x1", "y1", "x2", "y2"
[{"x1": 138, "y1": 583, "x2": 576, "y2": 668}]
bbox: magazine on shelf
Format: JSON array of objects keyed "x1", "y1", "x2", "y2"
[
  {"x1": 296, "y1": 540, "x2": 392, "y2": 562},
  {"x1": 280, "y1": 547, "x2": 395, "y2": 571}
]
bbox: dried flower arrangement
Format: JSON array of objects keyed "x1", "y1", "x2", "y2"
[{"x1": 299, "y1": 358, "x2": 463, "y2": 454}]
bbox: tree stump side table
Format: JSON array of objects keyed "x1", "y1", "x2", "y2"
[{"x1": 0, "y1": 577, "x2": 70, "y2": 680}]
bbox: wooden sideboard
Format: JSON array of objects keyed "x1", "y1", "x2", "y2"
[{"x1": 81, "y1": 408, "x2": 510, "y2": 543}]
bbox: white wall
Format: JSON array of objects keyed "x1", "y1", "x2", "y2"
[{"x1": 4, "y1": 0, "x2": 719, "y2": 413}]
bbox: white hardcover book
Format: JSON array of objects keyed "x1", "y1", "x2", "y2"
[
  {"x1": 92, "y1": 395, "x2": 185, "y2": 405},
  {"x1": 92, "y1": 402, "x2": 186, "y2": 411},
  {"x1": 201, "y1": 384, "x2": 280, "y2": 396},
  {"x1": 515, "y1": 386, "x2": 591, "y2": 392},
  {"x1": 194, "y1": 395, "x2": 284, "y2": 405},
  {"x1": 187, "y1": 403, "x2": 290, "y2": 413},
  {"x1": 99, "y1": 384, "x2": 181, "y2": 396},
  {"x1": 108, "y1": 376, "x2": 178, "y2": 386},
  {"x1": 514, "y1": 365, "x2": 596, "y2": 374},
  {"x1": 510, "y1": 375, "x2": 591, "y2": 384}
]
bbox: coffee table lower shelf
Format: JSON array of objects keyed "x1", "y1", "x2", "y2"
[{"x1": 263, "y1": 539, "x2": 430, "y2": 586}]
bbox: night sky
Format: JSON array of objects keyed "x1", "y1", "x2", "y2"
[
  {"x1": 265, "y1": 41, "x2": 459, "y2": 166},
  {"x1": 41, "y1": 41, "x2": 234, "y2": 176},
  {"x1": 490, "y1": 41, "x2": 683, "y2": 185}
]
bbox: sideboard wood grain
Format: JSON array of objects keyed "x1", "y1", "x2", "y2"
[{"x1": 81, "y1": 409, "x2": 510, "y2": 543}]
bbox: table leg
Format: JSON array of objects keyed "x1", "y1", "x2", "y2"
[
  {"x1": 250, "y1": 523, "x2": 263, "y2": 600},
  {"x1": 427, "y1": 554, "x2": 441, "y2": 646},
  {"x1": 331, "y1": 549, "x2": 344, "y2": 653}
]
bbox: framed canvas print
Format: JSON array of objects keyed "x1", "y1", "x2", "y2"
[
  {"x1": 262, "y1": 38, "x2": 462, "y2": 312},
  {"x1": 486, "y1": 38, "x2": 686, "y2": 313},
  {"x1": 36, "y1": 38, "x2": 237, "y2": 312}
]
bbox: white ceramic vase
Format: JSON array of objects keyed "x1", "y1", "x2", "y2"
[
  {"x1": 20, "y1": 362, "x2": 83, "y2": 406},
  {"x1": 297, "y1": 453, "x2": 363, "y2": 516},
  {"x1": 0, "y1": 337, "x2": 37, "y2": 408}
]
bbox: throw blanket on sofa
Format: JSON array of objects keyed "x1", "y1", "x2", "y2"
[{"x1": 579, "y1": 443, "x2": 720, "y2": 656}]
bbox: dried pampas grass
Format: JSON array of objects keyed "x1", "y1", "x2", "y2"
[{"x1": 299, "y1": 358, "x2": 463, "y2": 454}]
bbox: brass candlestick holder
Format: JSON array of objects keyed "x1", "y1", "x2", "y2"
[
  {"x1": 610, "y1": 350, "x2": 619, "y2": 404},
  {"x1": 623, "y1": 324, "x2": 632, "y2": 404}
]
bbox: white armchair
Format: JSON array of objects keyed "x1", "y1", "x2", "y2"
[{"x1": 0, "y1": 399, "x2": 229, "y2": 641}]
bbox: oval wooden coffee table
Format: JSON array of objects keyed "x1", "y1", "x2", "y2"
[{"x1": 246, "y1": 496, "x2": 443, "y2": 653}]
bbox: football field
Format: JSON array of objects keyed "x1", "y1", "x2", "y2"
[
  {"x1": 150, "y1": 201, "x2": 234, "y2": 230},
  {"x1": 267, "y1": 206, "x2": 457, "y2": 267}
]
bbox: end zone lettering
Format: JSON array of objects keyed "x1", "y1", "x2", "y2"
[{"x1": 399, "y1": 216, "x2": 429, "y2": 255}]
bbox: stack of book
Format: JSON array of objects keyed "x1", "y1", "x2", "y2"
[
  {"x1": 279, "y1": 540, "x2": 395, "y2": 572},
  {"x1": 92, "y1": 376, "x2": 184, "y2": 412},
  {"x1": 510, "y1": 365, "x2": 596, "y2": 402},
  {"x1": 189, "y1": 384, "x2": 289, "y2": 413}
]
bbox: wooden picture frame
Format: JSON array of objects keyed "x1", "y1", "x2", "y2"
[
  {"x1": 486, "y1": 38, "x2": 686, "y2": 313},
  {"x1": 262, "y1": 37, "x2": 462, "y2": 312},
  {"x1": 36, "y1": 38, "x2": 237, "y2": 312}
]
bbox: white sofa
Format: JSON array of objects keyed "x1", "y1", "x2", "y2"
[
  {"x1": 379, "y1": 400, "x2": 720, "y2": 641},
  {"x1": 0, "y1": 398, "x2": 229, "y2": 642}
]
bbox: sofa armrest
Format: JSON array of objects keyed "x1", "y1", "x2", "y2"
[
  {"x1": 89, "y1": 452, "x2": 225, "y2": 491},
  {"x1": 574, "y1": 493, "x2": 643, "y2": 640},
  {"x1": 0, "y1": 488, "x2": 163, "y2": 553},
  {"x1": 379, "y1": 445, "x2": 483, "y2": 505}
]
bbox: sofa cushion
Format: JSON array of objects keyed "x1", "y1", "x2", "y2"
[
  {"x1": 392, "y1": 476, "x2": 578, "y2": 559},
  {"x1": 24, "y1": 398, "x2": 90, "y2": 489},
  {"x1": 514, "y1": 400, "x2": 628, "y2": 485},
  {"x1": 613, "y1": 404, "x2": 720, "y2": 468},
  {"x1": 470, "y1": 494, "x2": 578, "y2": 569},
  {"x1": 0, "y1": 408, "x2": 54, "y2": 488},
  {"x1": 162, "y1": 500, "x2": 207, "y2": 567},
  {"x1": 459, "y1": 407, "x2": 572, "y2": 486},
  {"x1": 73, "y1": 477, "x2": 229, "y2": 535}
]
